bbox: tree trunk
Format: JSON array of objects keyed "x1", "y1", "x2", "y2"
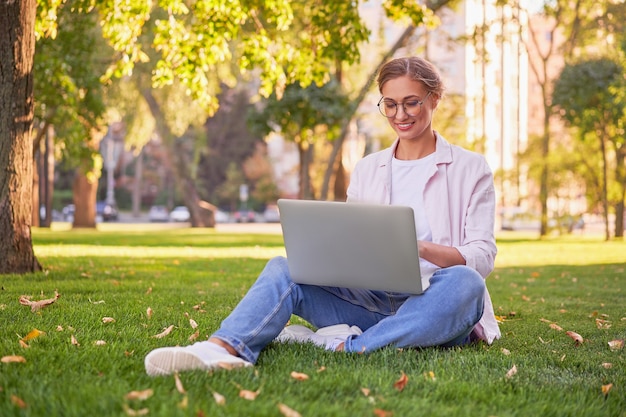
[
  {"x1": 0, "y1": 0, "x2": 41, "y2": 273},
  {"x1": 141, "y1": 89, "x2": 215, "y2": 227},
  {"x1": 72, "y1": 164, "x2": 98, "y2": 228}
]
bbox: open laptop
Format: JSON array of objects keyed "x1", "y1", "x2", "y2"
[{"x1": 277, "y1": 199, "x2": 426, "y2": 294}]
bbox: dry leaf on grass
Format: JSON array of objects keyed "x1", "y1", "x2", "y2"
[
  {"x1": 122, "y1": 404, "x2": 149, "y2": 416},
  {"x1": 11, "y1": 395, "x2": 27, "y2": 409},
  {"x1": 549, "y1": 323, "x2": 563, "y2": 331},
  {"x1": 290, "y1": 371, "x2": 309, "y2": 381},
  {"x1": 189, "y1": 319, "x2": 198, "y2": 329},
  {"x1": 153, "y1": 325, "x2": 175, "y2": 339},
  {"x1": 146, "y1": 307, "x2": 153, "y2": 319},
  {"x1": 102, "y1": 317, "x2": 116, "y2": 324},
  {"x1": 188, "y1": 330, "x2": 199, "y2": 342},
  {"x1": 21, "y1": 328, "x2": 45, "y2": 342},
  {"x1": 374, "y1": 409, "x2": 393, "y2": 417},
  {"x1": 505, "y1": 364, "x2": 518, "y2": 379},
  {"x1": 94, "y1": 340, "x2": 107, "y2": 346},
  {"x1": 361, "y1": 388, "x2": 371, "y2": 397},
  {"x1": 212, "y1": 391, "x2": 226, "y2": 406},
  {"x1": 566, "y1": 331, "x2": 583, "y2": 345},
  {"x1": 393, "y1": 371, "x2": 408, "y2": 391},
  {"x1": 278, "y1": 403, "x2": 301, "y2": 417},
  {"x1": 1, "y1": 355, "x2": 26, "y2": 363},
  {"x1": 19, "y1": 291, "x2": 60, "y2": 312},
  {"x1": 608, "y1": 339, "x2": 624, "y2": 351},
  {"x1": 71, "y1": 335, "x2": 80, "y2": 346},
  {"x1": 602, "y1": 383, "x2": 613, "y2": 396},
  {"x1": 239, "y1": 389, "x2": 260, "y2": 400},
  {"x1": 125, "y1": 389, "x2": 154, "y2": 401},
  {"x1": 174, "y1": 372, "x2": 186, "y2": 394},
  {"x1": 601, "y1": 362, "x2": 613, "y2": 369}
]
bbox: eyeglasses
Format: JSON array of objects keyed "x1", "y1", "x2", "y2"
[{"x1": 377, "y1": 92, "x2": 431, "y2": 118}]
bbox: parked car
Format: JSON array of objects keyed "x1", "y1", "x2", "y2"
[
  {"x1": 62, "y1": 204, "x2": 75, "y2": 222},
  {"x1": 96, "y1": 201, "x2": 118, "y2": 221},
  {"x1": 169, "y1": 206, "x2": 190, "y2": 222},
  {"x1": 263, "y1": 204, "x2": 280, "y2": 223},
  {"x1": 148, "y1": 205, "x2": 169, "y2": 222},
  {"x1": 234, "y1": 208, "x2": 255, "y2": 223},
  {"x1": 214, "y1": 210, "x2": 229, "y2": 223}
]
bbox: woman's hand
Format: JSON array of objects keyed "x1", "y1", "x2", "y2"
[{"x1": 418, "y1": 240, "x2": 465, "y2": 268}]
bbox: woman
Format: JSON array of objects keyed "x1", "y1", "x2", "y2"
[{"x1": 145, "y1": 56, "x2": 500, "y2": 376}]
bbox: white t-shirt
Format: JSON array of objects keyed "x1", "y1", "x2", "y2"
[{"x1": 390, "y1": 153, "x2": 440, "y2": 282}]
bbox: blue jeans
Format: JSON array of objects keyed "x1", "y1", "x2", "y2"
[{"x1": 212, "y1": 256, "x2": 485, "y2": 363}]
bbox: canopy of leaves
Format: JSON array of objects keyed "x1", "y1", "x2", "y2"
[
  {"x1": 247, "y1": 81, "x2": 349, "y2": 143},
  {"x1": 552, "y1": 58, "x2": 625, "y2": 133}
]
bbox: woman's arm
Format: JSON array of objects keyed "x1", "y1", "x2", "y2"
[{"x1": 418, "y1": 240, "x2": 466, "y2": 268}]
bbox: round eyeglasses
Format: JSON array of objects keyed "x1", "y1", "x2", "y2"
[{"x1": 377, "y1": 92, "x2": 431, "y2": 118}]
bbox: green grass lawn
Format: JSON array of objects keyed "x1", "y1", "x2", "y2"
[{"x1": 1, "y1": 226, "x2": 624, "y2": 416}]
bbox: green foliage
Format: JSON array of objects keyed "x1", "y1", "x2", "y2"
[
  {"x1": 0, "y1": 229, "x2": 624, "y2": 416},
  {"x1": 34, "y1": 2, "x2": 109, "y2": 169},
  {"x1": 553, "y1": 58, "x2": 625, "y2": 132},
  {"x1": 248, "y1": 81, "x2": 349, "y2": 144}
]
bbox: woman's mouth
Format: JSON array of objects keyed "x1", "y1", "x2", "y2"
[{"x1": 395, "y1": 122, "x2": 414, "y2": 131}]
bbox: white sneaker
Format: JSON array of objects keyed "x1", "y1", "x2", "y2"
[
  {"x1": 145, "y1": 341, "x2": 252, "y2": 376},
  {"x1": 276, "y1": 324, "x2": 362, "y2": 350}
]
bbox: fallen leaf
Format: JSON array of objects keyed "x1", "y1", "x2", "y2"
[
  {"x1": 423, "y1": 371, "x2": 436, "y2": 381},
  {"x1": 153, "y1": 325, "x2": 175, "y2": 339},
  {"x1": 71, "y1": 335, "x2": 80, "y2": 346},
  {"x1": 393, "y1": 371, "x2": 408, "y2": 391},
  {"x1": 539, "y1": 318, "x2": 552, "y2": 323},
  {"x1": 1, "y1": 355, "x2": 26, "y2": 363},
  {"x1": 178, "y1": 395, "x2": 188, "y2": 409},
  {"x1": 278, "y1": 403, "x2": 301, "y2": 417},
  {"x1": 188, "y1": 330, "x2": 199, "y2": 341},
  {"x1": 608, "y1": 339, "x2": 624, "y2": 351},
  {"x1": 102, "y1": 317, "x2": 116, "y2": 324},
  {"x1": 361, "y1": 388, "x2": 371, "y2": 397},
  {"x1": 602, "y1": 383, "x2": 613, "y2": 396},
  {"x1": 374, "y1": 409, "x2": 393, "y2": 417},
  {"x1": 145, "y1": 287, "x2": 152, "y2": 295},
  {"x1": 94, "y1": 340, "x2": 107, "y2": 346},
  {"x1": 317, "y1": 366, "x2": 326, "y2": 373},
  {"x1": 146, "y1": 307, "x2": 153, "y2": 319},
  {"x1": 125, "y1": 389, "x2": 154, "y2": 401},
  {"x1": 122, "y1": 404, "x2": 149, "y2": 416},
  {"x1": 174, "y1": 372, "x2": 186, "y2": 394},
  {"x1": 212, "y1": 391, "x2": 226, "y2": 406},
  {"x1": 601, "y1": 363, "x2": 613, "y2": 369},
  {"x1": 239, "y1": 389, "x2": 260, "y2": 400},
  {"x1": 56, "y1": 325, "x2": 64, "y2": 331},
  {"x1": 11, "y1": 395, "x2": 27, "y2": 409},
  {"x1": 189, "y1": 319, "x2": 198, "y2": 329},
  {"x1": 549, "y1": 323, "x2": 563, "y2": 331},
  {"x1": 19, "y1": 291, "x2": 60, "y2": 312},
  {"x1": 19, "y1": 340, "x2": 29, "y2": 348},
  {"x1": 505, "y1": 364, "x2": 517, "y2": 379},
  {"x1": 21, "y1": 329, "x2": 45, "y2": 342},
  {"x1": 290, "y1": 371, "x2": 309, "y2": 381},
  {"x1": 595, "y1": 319, "x2": 611, "y2": 329},
  {"x1": 566, "y1": 331, "x2": 583, "y2": 345},
  {"x1": 501, "y1": 348, "x2": 511, "y2": 355}
]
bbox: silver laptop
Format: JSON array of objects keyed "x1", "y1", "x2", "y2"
[{"x1": 277, "y1": 199, "x2": 424, "y2": 294}]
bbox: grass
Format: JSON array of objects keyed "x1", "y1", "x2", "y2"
[{"x1": 1, "y1": 226, "x2": 624, "y2": 417}]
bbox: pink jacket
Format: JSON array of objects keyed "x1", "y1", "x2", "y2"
[{"x1": 346, "y1": 133, "x2": 501, "y2": 344}]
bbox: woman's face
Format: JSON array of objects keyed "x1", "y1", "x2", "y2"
[{"x1": 379, "y1": 76, "x2": 437, "y2": 143}]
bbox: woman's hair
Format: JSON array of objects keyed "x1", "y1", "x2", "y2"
[{"x1": 377, "y1": 56, "x2": 445, "y2": 99}]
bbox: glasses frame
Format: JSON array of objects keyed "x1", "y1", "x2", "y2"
[{"x1": 377, "y1": 92, "x2": 432, "y2": 118}]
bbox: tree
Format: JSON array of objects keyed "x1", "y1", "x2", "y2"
[
  {"x1": 552, "y1": 57, "x2": 626, "y2": 240},
  {"x1": 0, "y1": 0, "x2": 41, "y2": 273},
  {"x1": 248, "y1": 81, "x2": 348, "y2": 199}
]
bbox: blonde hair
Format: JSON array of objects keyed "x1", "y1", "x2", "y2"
[{"x1": 377, "y1": 57, "x2": 445, "y2": 99}]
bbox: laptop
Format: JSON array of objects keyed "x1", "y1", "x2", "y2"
[{"x1": 277, "y1": 199, "x2": 426, "y2": 294}]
